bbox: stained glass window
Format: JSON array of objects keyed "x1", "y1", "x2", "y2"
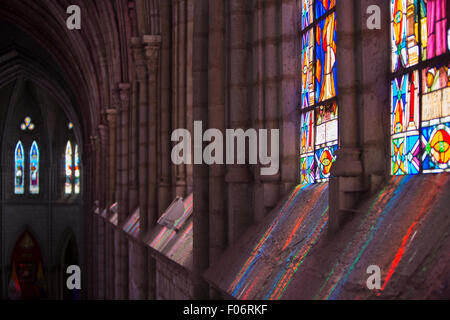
[
  {"x1": 29, "y1": 141, "x2": 39, "y2": 194},
  {"x1": 74, "y1": 144, "x2": 80, "y2": 194},
  {"x1": 14, "y1": 141, "x2": 25, "y2": 194},
  {"x1": 300, "y1": 0, "x2": 338, "y2": 184},
  {"x1": 65, "y1": 140, "x2": 81, "y2": 195},
  {"x1": 391, "y1": 0, "x2": 449, "y2": 175},
  {"x1": 65, "y1": 141, "x2": 73, "y2": 194}
]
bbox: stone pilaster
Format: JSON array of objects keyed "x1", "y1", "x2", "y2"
[
  {"x1": 158, "y1": 0, "x2": 173, "y2": 217},
  {"x1": 115, "y1": 83, "x2": 131, "y2": 300},
  {"x1": 329, "y1": 0, "x2": 364, "y2": 234},
  {"x1": 226, "y1": 0, "x2": 252, "y2": 245}
]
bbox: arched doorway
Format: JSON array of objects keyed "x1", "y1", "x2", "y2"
[
  {"x1": 8, "y1": 230, "x2": 46, "y2": 300},
  {"x1": 61, "y1": 235, "x2": 80, "y2": 300}
]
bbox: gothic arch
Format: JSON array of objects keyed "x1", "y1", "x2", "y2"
[{"x1": 8, "y1": 227, "x2": 46, "y2": 300}]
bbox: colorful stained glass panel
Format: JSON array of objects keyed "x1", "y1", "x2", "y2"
[
  {"x1": 65, "y1": 141, "x2": 73, "y2": 194},
  {"x1": 391, "y1": 0, "x2": 421, "y2": 71},
  {"x1": 315, "y1": 145, "x2": 337, "y2": 182},
  {"x1": 14, "y1": 141, "x2": 25, "y2": 194},
  {"x1": 421, "y1": 0, "x2": 448, "y2": 60},
  {"x1": 29, "y1": 141, "x2": 39, "y2": 194},
  {"x1": 74, "y1": 144, "x2": 80, "y2": 194},
  {"x1": 301, "y1": 29, "x2": 315, "y2": 109},
  {"x1": 316, "y1": 11, "x2": 337, "y2": 102},
  {"x1": 421, "y1": 123, "x2": 450, "y2": 172},
  {"x1": 301, "y1": 0, "x2": 314, "y2": 30}
]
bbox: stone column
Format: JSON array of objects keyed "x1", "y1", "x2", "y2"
[
  {"x1": 131, "y1": 36, "x2": 149, "y2": 234},
  {"x1": 173, "y1": 0, "x2": 188, "y2": 197},
  {"x1": 226, "y1": 0, "x2": 252, "y2": 245},
  {"x1": 208, "y1": 0, "x2": 227, "y2": 268},
  {"x1": 252, "y1": 0, "x2": 265, "y2": 223},
  {"x1": 129, "y1": 37, "x2": 149, "y2": 299},
  {"x1": 144, "y1": 34, "x2": 161, "y2": 300},
  {"x1": 329, "y1": 0, "x2": 363, "y2": 233},
  {"x1": 280, "y1": 0, "x2": 298, "y2": 193},
  {"x1": 97, "y1": 125, "x2": 108, "y2": 299},
  {"x1": 115, "y1": 83, "x2": 131, "y2": 300},
  {"x1": 144, "y1": 35, "x2": 161, "y2": 228},
  {"x1": 105, "y1": 108, "x2": 117, "y2": 299},
  {"x1": 158, "y1": 0, "x2": 173, "y2": 216},
  {"x1": 260, "y1": 0, "x2": 281, "y2": 219},
  {"x1": 85, "y1": 138, "x2": 97, "y2": 298},
  {"x1": 359, "y1": 0, "x2": 390, "y2": 188},
  {"x1": 192, "y1": 0, "x2": 210, "y2": 300}
]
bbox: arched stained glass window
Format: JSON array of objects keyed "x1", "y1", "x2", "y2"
[
  {"x1": 29, "y1": 141, "x2": 39, "y2": 194},
  {"x1": 65, "y1": 140, "x2": 81, "y2": 195},
  {"x1": 390, "y1": 0, "x2": 449, "y2": 175},
  {"x1": 14, "y1": 141, "x2": 25, "y2": 194},
  {"x1": 74, "y1": 144, "x2": 80, "y2": 194},
  {"x1": 300, "y1": 0, "x2": 338, "y2": 184},
  {"x1": 65, "y1": 141, "x2": 73, "y2": 194}
]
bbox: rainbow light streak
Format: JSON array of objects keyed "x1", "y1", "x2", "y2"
[
  {"x1": 325, "y1": 176, "x2": 413, "y2": 300},
  {"x1": 314, "y1": 177, "x2": 403, "y2": 299},
  {"x1": 264, "y1": 206, "x2": 329, "y2": 300},
  {"x1": 150, "y1": 227, "x2": 176, "y2": 250},
  {"x1": 379, "y1": 174, "x2": 448, "y2": 293},
  {"x1": 174, "y1": 197, "x2": 193, "y2": 229},
  {"x1": 170, "y1": 229, "x2": 193, "y2": 265},
  {"x1": 228, "y1": 184, "x2": 308, "y2": 297},
  {"x1": 168, "y1": 221, "x2": 193, "y2": 259},
  {"x1": 123, "y1": 211, "x2": 140, "y2": 235},
  {"x1": 281, "y1": 184, "x2": 327, "y2": 251}
]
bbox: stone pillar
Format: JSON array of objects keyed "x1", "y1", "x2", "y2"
[
  {"x1": 158, "y1": 0, "x2": 173, "y2": 216},
  {"x1": 192, "y1": 0, "x2": 210, "y2": 300},
  {"x1": 329, "y1": 0, "x2": 363, "y2": 234},
  {"x1": 280, "y1": 0, "x2": 298, "y2": 193},
  {"x1": 129, "y1": 37, "x2": 149, "y2": 299},
  {"x1": 208, "y1": 0, "x2": 227, "y2": 267},
  {"x1": 85, "y1": 138, "x2": 97, "y2": 298},
  {"x1": 105, "y1": 108, "x2": 117, "y2": 299},
  {"x1": 226, "y1": 0, "x2": 252, "y2": 245},
  {"x1": 252, "y1": 0, "x2": 266, "y2": 224},
  {"x1": 173, "y1": 0, "x2": 188, "y2": 197},
  {"x1": 358, "y1": 0, "x2": 390, "y2": 188},
  {"x1": 144, "y1": 35, "x2": 161, "y2": 228},
  {"x1": 260, "y1": 0, "x2": 280, "y2": 219},
  {"x1": 144, "y1": 34, "x2": 161, "y2": 300},
  {"x1": 97, "y1": 125, "x2": 108, "y2": 299},
  {"x1": 115, "y1": 83, "x2": 131, "y2": 300}
]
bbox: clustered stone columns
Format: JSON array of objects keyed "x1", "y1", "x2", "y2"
[{"x1": 188, "y1": 0, "x2": 299, "y2": 299}]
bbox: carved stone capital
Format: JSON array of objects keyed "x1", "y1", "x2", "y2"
[
  {"x1": 143, "y1": 35, "x2": 162, "y2": 74},
  {"x1": 118, "y1": 83, "x2": 131, "y2": 111},
  {"x1": 106, "y1": 108, "x2": 117, "y2": 126},
  {"x1": 131, "y1": 37, "x2": 147, "y2": 81}
]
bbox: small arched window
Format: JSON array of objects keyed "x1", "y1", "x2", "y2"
[
  {"x1": 65, "y1": 141, "x2": 73, "y2": 194},
  {"x1": 14, "y1": 141, "x2": 25, "y2": 194},
  {"x1": 74, "y1": 144, "x2": 80, "y2": 194},
  {"x1": 65, "y1": 140, "x2": 81, "y2": 195},
  {"x1": 29, "y1": 141, "x2": 40, "y2": 194}
]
